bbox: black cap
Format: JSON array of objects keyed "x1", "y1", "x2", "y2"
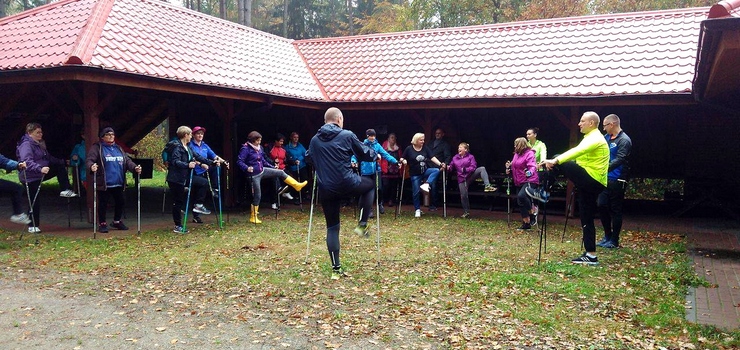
[
  {"x1": 366, "y1": 129, "x2": 376, "y2": 137},
  {"x1": 99, "y1": 127, "x2": 114, "y2": 138}
]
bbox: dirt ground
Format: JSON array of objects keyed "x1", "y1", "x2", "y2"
[{"x1": 0, "y1": 267, "x2": 416, "y2": 350}]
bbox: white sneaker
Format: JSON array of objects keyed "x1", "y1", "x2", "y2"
[
  {"x1": 419, "y1": 183, "x2": 430, "y2": 192},
  {"x1": 10, "y1": 213, "x2": 31, "y2": 225},
  {"x1": 282, "y1": 192, "x2": 294, "y2": 200},
  {"x1": 59, "y1": 189, "x2": 77, "y2": 198},
  {"x1": 414, "y1": 209, "x2": 422, "y2": 218},
  {"x1": 192, "y1": 204, "x2": 211, "y2": 215},
  {"x1": 271, "y1": 203, "x2": 278, "y2": 210},
  {"x1": 27, "y1": 226, "x2": 41, "y2": 233}
]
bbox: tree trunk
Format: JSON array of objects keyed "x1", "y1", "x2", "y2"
[
  {"x1": 219, "y1": 0, "x2": 225, "y2": 19},
  {"x1": 283, "y1": 0, "x2": 288, "y2": 37},
  {"x1": 238, "y1": 0, "x2": 245, "y2": 25},
  {"x1": 347, "y1": 0, "x2": 354, "y2": 36},
  {"x1": 245, "y1": 0, "x2": 252, "y2": 27}
]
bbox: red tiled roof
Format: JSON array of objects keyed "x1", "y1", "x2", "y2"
[
  {"x1": 296, "y1": 7, "x2": 710, "y2": 102},
  {"x1": 0, "y1": 0, "x2": 325, "y2": 101},
  {"x1": 0, "y1": 0, "x2": 712, "y2": 103},
  {"x1": 708, "y1": 0, "x2": 740, "y2": 18}
]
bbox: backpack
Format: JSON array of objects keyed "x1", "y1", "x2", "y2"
[{"x1": 161, "y1": 138, "x2": 179, "y2": 167}]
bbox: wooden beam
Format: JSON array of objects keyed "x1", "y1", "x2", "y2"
[
  {"x1": 207, "y1": 97, "x2": 238, "y2": 206},
  {"x1": 82, "y1": 82, "x2": 101, "y2": 223}
]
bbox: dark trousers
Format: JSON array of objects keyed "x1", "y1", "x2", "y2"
[
  {"x1": 97, "y1": 186, "x2": 125, "y2": 224},
  {"x1": 554, "y1": 161, "x2": 605, "y2": 252},
  {"x1": 168, "y1": 182, "x2": 186, "y2": 227},
  {"x1": 0, "y1": 179, "x2": 25, "y2": 215},
  {"x1": 381, "y1": 176, "x2": 400, "y2": 205},
  {"x1": 598, "y1": 179, "x2": 626, "y2": 245},
  {"x1": 516, "y1": 183, "x2": 537, "y2": 219},
  {"x1": 320, "y1": 177, "x2": 375, "y2": 269}
]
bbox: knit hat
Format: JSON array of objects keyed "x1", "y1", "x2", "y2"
[
  {"x1": 366, "y1": 129, "x2": 376, "y2": 137},
  {"x1": 99, "y1": 127, "x2": 114, "y2": 138}
]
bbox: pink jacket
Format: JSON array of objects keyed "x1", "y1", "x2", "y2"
[
  {"x1": 511, "y1": 149, "x2": 539, "y2": 186},
  {"x1": 448, "y1": 152, "x2": 477, "y2": 184}
]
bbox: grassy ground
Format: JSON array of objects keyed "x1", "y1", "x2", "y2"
[{"x1": 1, "y1": 205, "x2": 738, "y2": 349}]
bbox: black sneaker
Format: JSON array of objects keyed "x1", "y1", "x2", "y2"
[
  {"x1": 331, "y1": 268, "x2": 347, "y2": 280},
  {"x1": 517, "y1": 223, "x2": 531, "y2": 230},
  {"x1": 111, "y1": 221, "x2": 128, "y2": 230},
  {"x1": 98, "y1": 223, "x2": 109, "y2": 233},
  {"x1": 192, "y1": 216, "x2": 204, "y2": 224},
  {"x1": 173, "y1": 225, "x2": 189, "y2": 234},
  {"x1": 571, "y1": 253, "x2": 599, "y2": 265},
  {"x1": 596, "y1": 238, "x2": 609, "y2": 247},
  {"x1": 530, "y1": 214, "x2": 537, "y2": 226},
  {"x1": 379, "y1": 204, "x2": 385, "y2": 214}
]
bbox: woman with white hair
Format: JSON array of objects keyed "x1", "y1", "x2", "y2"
[{"x1": 400, "y1": 133, "x2": 445, "y2": 218}]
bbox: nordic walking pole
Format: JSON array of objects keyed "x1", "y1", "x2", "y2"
[
  {"x1": 76, "y1": 164, "x2": 83, "y2": 221},
  {"x1": 137, "y1": 171, "x2": 141, "y2": 235},
  {"x1": 275, "y1": 179, "x2": 281, "y2": 220},
  {"x1": 506, "y1": 177, "x2": 511, "y2": 228},
  {"x1": 442, "y1": 168, "x2": 447, "y2": 219},
  {"x1": 182, "y1": 168, "x2": 194, "y2": 233},
  {"x1": 207, "y1": 172, "x2": 217, "y2": 220},
  {"x1": 297, "y1": 164, "x2": 304, "y2": 212},
  {"x1": 375, "y1": 172, "x2": 381, "y2": 264},
  {"x1": 396, "y1": 164, "x2": 405, "y2": 218},
  {"x1": 93, "y1": 169, "x2": 98, "y2": 239},
  {"x1": 20, "y1": 169, "x2": 36, "y2": 241},
  {"x1": 217, "y1": 165, "x2": 223, "y2": 229},
  {"x1": 249, "y1": 174, "x2": 257, "y2": 225},
  {"x1": 305, "y1": 171, "x2": 318, "y2": 263},
  {"x1": 161, "y1": 169, "x2": 168, "y2": 215},
  {"x1": 394, "y1": 167, "x2": 401, "y2": 220},
  {"x1": 562, "y1": 187, "x2": 575, "y2": 242}
]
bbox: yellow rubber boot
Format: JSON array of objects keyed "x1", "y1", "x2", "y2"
[
  {"x1": 249, "y1": 205, "x2": 262, "y2": 224},
  {"x1": 284, "y1": 175, "x2": 307, "y2": 192}
]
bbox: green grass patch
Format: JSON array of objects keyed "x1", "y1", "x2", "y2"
[{"x1": 1, "y1": 209, "x2": 737, "y2": 348}]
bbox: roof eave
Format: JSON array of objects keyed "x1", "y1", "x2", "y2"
[{"x1": 693, "y1": 17, "x2": 740, "y2": 106}]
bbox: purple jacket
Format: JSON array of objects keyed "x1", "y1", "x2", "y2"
[
  {"x1": 511, "y1": 148, "x2": 539, "y2": 186},
  {"x1": 447, "y1": 152, "x2": 478, "y2": 184},
  {"x1": 16, "y1": 134, "x2": 66, "y2": 183},
  {"x1": 237, "y1": 143, "x2": 274, "y2": 176}
]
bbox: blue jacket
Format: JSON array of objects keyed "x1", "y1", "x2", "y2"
[
  {"x1": 352, "y1": 138, "x2": 397, "y2": 176},
  {"x1": 605, "y1": 131, "x2": 632, "y2": 181},
  {"x1": 0, "y1": 153, "x2": 19, "y2": 173},
  {"x1": 285, "y1": 141, "x2": 307, "y2": 172},
  {"x1": 189, "y1": 140, "x2": 217, "y2": 176},
  {"x1": 307, "y1": 123, "x2": 375, "y2": 194}
]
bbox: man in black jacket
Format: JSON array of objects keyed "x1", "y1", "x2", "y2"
[
  {"x1": 307, "y1": 107, "x2": 377, "y2": 279},
  {"x1": 429, "y1": 128, "x2": 452, "y2": 210}
]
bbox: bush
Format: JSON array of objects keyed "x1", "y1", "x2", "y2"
[{"x1": 133, "y1": 125, "x2": 167, "y2": 171}]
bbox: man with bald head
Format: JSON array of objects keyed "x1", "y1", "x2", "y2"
[
  {"x1": 307, "y1": 107, "x2": 377, "y2": 279},
  {"x1": 529, "y1": 111, "x2": 609, "y2": 265},
  {"x1": 597, "y1": 114, "x2": 632, "y2": 249}
]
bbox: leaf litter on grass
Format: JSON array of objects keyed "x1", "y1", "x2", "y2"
[{"x1": 1, "y1": 210, "x2": 738, "y2": 349}]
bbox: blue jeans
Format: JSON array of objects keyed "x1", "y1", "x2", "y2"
[{"x1": 410, "y1": 168, "x2": 440, "y2": 210}]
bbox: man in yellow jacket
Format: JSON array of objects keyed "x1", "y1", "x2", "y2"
[{"x1": 528, "y1": 111, "x2": 609, "y2": 265}]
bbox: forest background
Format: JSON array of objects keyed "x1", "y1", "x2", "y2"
[{"x1": 1, "y1": 0, "x2": 714, "y2": 39}]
